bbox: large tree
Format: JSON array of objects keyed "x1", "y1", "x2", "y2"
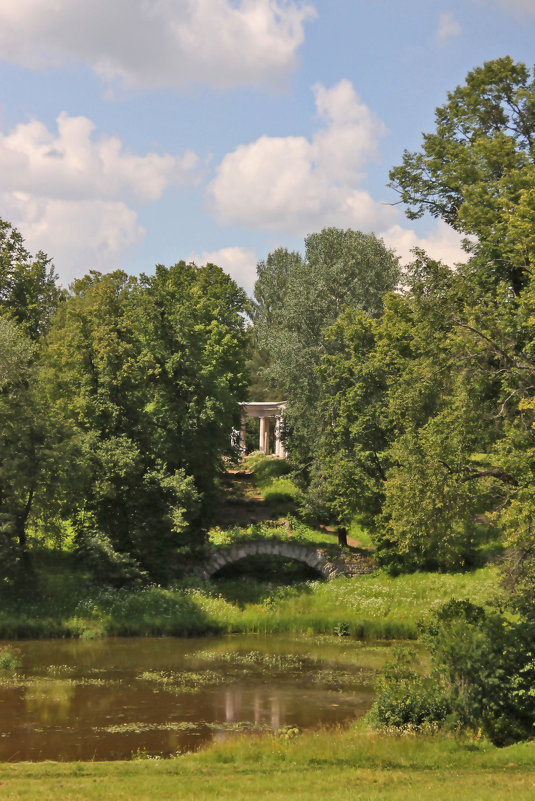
[
  {"x1": 43, "y1": 263, "x2": 248, "y2": 581},
  {"x1": 0, "y1": 219, "x2": 63, "y2": 339},
  {"x1": 253, "y1": 228, "x2": 399, "y2": 477},
  {"x1": 389, "y1": 56, "x2": 535, "y2": 292},
  {"x1": 272, "y1": 63, "x2": 535, "y2": 568},
  {"x1": 0, "y1": 316, "x2": 73, "y2": 580}
]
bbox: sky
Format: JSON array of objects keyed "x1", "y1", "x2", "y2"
[{"x1": 0, "y1": 0, "x2": 534, "y2": 295}]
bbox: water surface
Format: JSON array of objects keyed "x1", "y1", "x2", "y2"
[{"x1": 0, "y1": 635, "x2": 391, "y2": 761}]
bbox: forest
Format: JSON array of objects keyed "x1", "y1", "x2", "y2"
[{"x1": 2, "y1": 56, "x2": 535, "y2": 753}]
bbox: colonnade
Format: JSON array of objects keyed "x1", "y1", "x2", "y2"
[{"x1": 239, "y1": 401, "x2": 287, "y2": 458}]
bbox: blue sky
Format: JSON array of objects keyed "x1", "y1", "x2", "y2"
[{"x1": 0, "y1": 0, "x2": 534, "y2": 293}]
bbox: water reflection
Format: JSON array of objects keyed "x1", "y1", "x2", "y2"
[
  {"x1": 25, "y1": 679, "x2": 75, "y2": 724},
  {"x1": 0, "y1": 635, "x2": 392, "y2": 761}
]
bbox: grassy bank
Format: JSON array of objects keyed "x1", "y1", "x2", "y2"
[
  {"x1": 0, "y1": 562, "x2": 500, "y2": 640},
  {"x1": 2, "y1": 727, "x2": 535, "y2": 800}
]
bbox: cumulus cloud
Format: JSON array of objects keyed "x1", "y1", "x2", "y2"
[
  {"x1": 380, "y1": 220, "x2": 467, "y2": 266},
  {"x1": 0, "y1": 0, "x2": 315, "y2": 90},
  {"x1": 207, "y1": 79, "x2": 397, "y2": 236},
  {"x1": 436, "y1": 12, "x2": 462, "y2": 46},
  {"x1": 188, "y1": 246, "x2": 258, "y2": 293},
  {"x1": 6, "y1": 194, "x2": 145, "y2": 284},
  {"x1": 0, "y1": 113, "x2": 200, "y2": 283}
]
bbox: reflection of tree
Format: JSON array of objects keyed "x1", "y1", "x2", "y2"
[{"x1": 25, "y1": 679, "x2": 75, "y2": 724}]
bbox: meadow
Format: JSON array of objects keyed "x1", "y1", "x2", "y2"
[
  {"x1": 0, "y1": 560, "x2": 500, "y2": 640},
  {"x1": 2, "y1": 727, "x2": 535, "y2": 800}
]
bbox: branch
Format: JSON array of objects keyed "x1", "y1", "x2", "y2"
[
  {"x1": 460, "y1": 467, "x2": 518, "y2": 486},
  {"x1": 454, "y1": 322, "x2": 535, "y2": 372},
  {"x1": 439, "y1": 459, "x2": 518, "y2": 486}
]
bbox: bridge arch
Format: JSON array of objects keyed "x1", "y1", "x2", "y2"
[{"x1": 200, "y1": 540, "x2": 343, "y2": 580}]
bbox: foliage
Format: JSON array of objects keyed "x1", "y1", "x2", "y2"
[
  {"x1": 389, "y1": 56, "x2": 535, "y2": 290},
  {"x1": 0, "y1": 218, "x2": 63, "y2": 340},
  {"x1": 373, "y1": 599, "x2": 535, "y2": 746},
  {"x1": 0, "y1": 316, "x2": 74, "y2": 580},
  {"x1": 307, "y1": 308, "x2": 388, "y2": 529},
  {"x1": 422, "y1": 600, "x2": 535, "y2": 745},
  {"x1": 297, "y1": 61, "x2": 535, "y2": 569},
  {"x1": 369, "y1": 646, "x2": 450, "y2": 730},
  {"x1": 0, "y1": 646, "x2": 20, "y2": 671},
  {"x1": 253, "y1": 229, "x2": 399, "y2": 479},
  {"x1": 42, "y1": 263, "x2": 248, "y2": 581}
]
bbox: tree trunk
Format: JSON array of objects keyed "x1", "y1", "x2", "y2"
[{"x1": 337, "y1": 527, "x2": 348, "y2": 547}]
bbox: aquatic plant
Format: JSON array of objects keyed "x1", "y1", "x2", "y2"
[{"x1": 0, "y1": 646, "x2": 21, "y2": 671}]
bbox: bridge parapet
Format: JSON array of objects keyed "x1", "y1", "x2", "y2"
[{"x1": 198, "y1": 539, "x2": 345, "y2": 580}]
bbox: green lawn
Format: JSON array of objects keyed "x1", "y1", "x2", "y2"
[{"x1": 2, "y1": 728, "x2": 535, "y2": 800}]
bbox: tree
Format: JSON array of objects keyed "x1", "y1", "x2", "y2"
[
  {"x1": 0, "y1": 219, "x2": 63, "y2": 339},
  {"x1": 306, "y1": 308, "x2": 389, "y2": 530},
  {"x1": 0, "y1": 316, "x2": 37, "y2": 577},
  {"x1": 254, "y1": 228, "x2": 399, "y2": 478},
  {"x1": 363, "y1": 58, "x2": 535, "y2": 570},
  {"x1": 0, "y1": 316, "x2": 72, "y2": 580},
  {"x1": 43, "y1": 263, "x2": 248, "y2": 581},
  {"x1": 389, "y1": 56, "x2": 535, "y2": 291}
]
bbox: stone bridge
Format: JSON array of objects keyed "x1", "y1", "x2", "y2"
[{"x1": 199, "y1": 539, "x2": 346, "y2": 580}]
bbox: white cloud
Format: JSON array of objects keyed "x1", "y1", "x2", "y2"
[
  {"x1": 0, "y1": 112, "x2": 200, "y2": 283},
  {"x1": 0, "y1": 0, "x2": 315, "y2": 91},
  {"x1": 207, "y1": 79, "x2": 397, "y2": 236},
  {"x1": 188, "y1": 246, "x2": 258, "y2": 293},
  {"x1": 381, "y1": 221, "x2": 467, "y2": 266},
  {"x1": 5, "y1": 193, "x2": 145, "y2": 285},
  {"x1": 436, "y1": 12, "x2": 462, "y2": 47}
]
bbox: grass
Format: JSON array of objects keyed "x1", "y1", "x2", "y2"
[
  {"x1": 349, "y1": 517, "x2": 374, "y2": 548},
  {"x1": 0, "y1": 562, "x2": 500, "y2": 640},
  {"x1": 207, "y1": 518, "x2": 352, "y2": 556},
  {"x1": 247, "y1": 453, "x2": 302, "y2": 514},
  {"x1": 2, "y1": 728, "x2": 535, "y2": 799}
]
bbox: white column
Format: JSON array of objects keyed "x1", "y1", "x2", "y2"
[
  {"x1": 276, "y1": 415, "x2": 287, "y2": 458},
  {"x1": 259, "y1": 416, "x2": 266, "y2": 452},
  {"x1": 240, "y1": 415, "x2": 246, "y2": 453},
  {"x1": 263, "y1": 417, "x2": 270, "y2": 454}
]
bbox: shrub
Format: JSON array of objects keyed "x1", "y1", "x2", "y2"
[
  {"x1": 370, "y1": 600, "x2": 535, "y2": 746},
  {"x1": 423, "y1": 600, "x2": 535, "y2": 745},
  {"x1": 369, "y1": 646, "x2": 450, "y2": 730}
]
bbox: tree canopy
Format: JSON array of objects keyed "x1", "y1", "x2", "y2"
[
  {"x1": 253, "y1": 228, "x2": 399, "y2": 478},
  {"x1": 389, "y1": 56, "x2": 535, "y2": 291}
]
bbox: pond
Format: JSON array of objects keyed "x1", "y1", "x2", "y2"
[{"x1": 0, "y1": 634, "x2": 393, "y2": 761}]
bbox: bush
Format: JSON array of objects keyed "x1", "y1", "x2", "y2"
[
  {"x1": 423, "y1": 600, "x2": 535, "y2": 745},
  {"x1": 370, "y1": 600, "x2": 535, "y2": 746},
  {"x1": 369, "y1": 646, "x2": 450, "y2": 730}
]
